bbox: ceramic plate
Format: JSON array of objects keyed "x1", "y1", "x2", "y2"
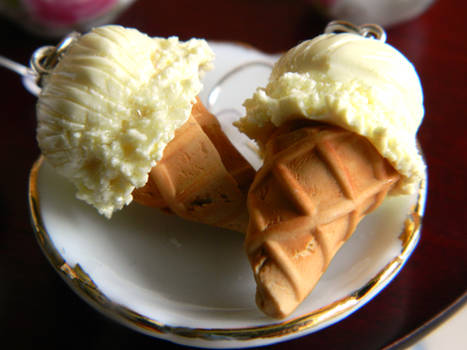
[{"x1": 28, "y1": 42, "x2": 427, "y2": 348}]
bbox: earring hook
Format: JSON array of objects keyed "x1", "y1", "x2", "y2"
[
  {"x1": 324, "y1": 20, "x2": 387, "y2": 42},
  {"x1": 0, "y1": 31, "x2": 81, "y2": 95}
]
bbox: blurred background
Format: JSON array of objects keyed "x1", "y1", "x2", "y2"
[{"x1": 0, "y1": 1, "x2": 465, "y2": 350}]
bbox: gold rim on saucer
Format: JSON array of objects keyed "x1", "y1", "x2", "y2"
[{"x1": 28, "y1": 155, "x2": 426, "y2": 343}]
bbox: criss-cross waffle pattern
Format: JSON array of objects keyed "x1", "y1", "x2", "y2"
[
  {"x1": 245, "y1": 122, "x2": 400, "y2": 318},
  {"x1": 133, "y1": 99, "x2": 255, "y2": 232}
]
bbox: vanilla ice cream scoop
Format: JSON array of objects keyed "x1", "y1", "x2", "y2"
[
  {"x1": 36, "y1": 25, "x2": 214, "y2": 217},
  {"x1": 235, "y1": 32, "x2": 425, "y2": 194}
]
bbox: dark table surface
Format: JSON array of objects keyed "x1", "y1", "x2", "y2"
[{"x1": 1, "y1": 1, "x2": 466, "y2": 349}]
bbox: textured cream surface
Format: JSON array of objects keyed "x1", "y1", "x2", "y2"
[
  {"x1": 236, "y1": 33, "x2": 425, "y2": 194},
  {"x1": 36, "y1": 25, "x2": 214, "y2": 217}
]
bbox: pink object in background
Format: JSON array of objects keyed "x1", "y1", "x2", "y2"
[
  {"x1": 0, "y1": 0, "x2": 136, "y2": 38},
  {"x1": 23, "y1": 0, "x2": 117, "y2": 26}
]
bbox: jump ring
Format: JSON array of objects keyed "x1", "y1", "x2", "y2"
[
  {"x1": 324, "y1": 20, "x2": 386, "y2": 42},
  {"x1": 29, "y1": 31, "x2": 81, "y2": 86},
  {"x1": 30, "y1": 46, "x2": 56, "y2": 75}
]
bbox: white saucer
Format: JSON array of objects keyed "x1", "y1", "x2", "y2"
[{"x1": 28, "y1": 42, "x2": 427, "y2": 348}]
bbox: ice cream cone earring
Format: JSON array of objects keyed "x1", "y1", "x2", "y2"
[
  {"x1": 236, "y1": 20, "x2": 425, "y2": 318},
  {"x1": 1, "y1": 25, "x2": 255, "y2": 232}
]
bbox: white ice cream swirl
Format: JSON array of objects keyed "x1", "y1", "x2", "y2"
[{"x1": 236, "y1": 32, "x2": 425, "y2": 194}]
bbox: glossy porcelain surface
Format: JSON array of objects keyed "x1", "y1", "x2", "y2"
[{"x1": 29, "y1": 42, "x2": 426, "y2": 348}]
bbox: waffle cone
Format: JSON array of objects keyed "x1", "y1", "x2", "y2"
[
  {"x1": 245, "y1": 121, "x2": 400, "y2": 318},
  {"x1": 133, "y1": 98, "x2": 255, "y2": 232}
]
